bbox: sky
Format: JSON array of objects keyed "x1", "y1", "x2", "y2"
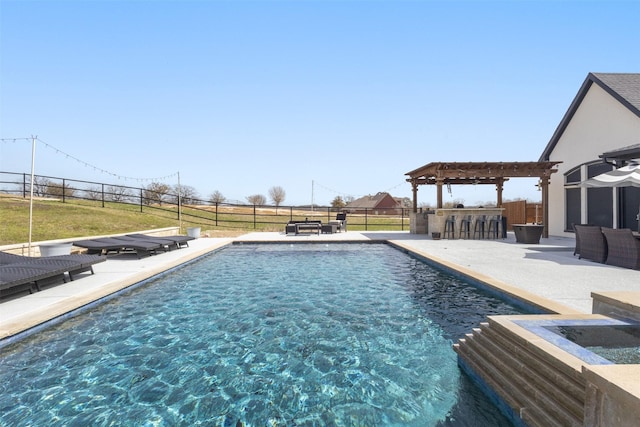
[{"x1": 1, "y1": 0, "x2": 639, "y2": 207}]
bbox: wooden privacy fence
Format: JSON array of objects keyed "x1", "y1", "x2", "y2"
[{"x1": 502, "y1": 200, "x2": 543, "y2": 230}]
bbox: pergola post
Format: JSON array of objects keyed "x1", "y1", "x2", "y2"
[
  {"x1": 436, "y1": 179, "x2": 444, "y2": 208},
  {"x1": 540, "y1": 176, "x2": 550, "y2": 238},
  {"x1": 411, "y1": 180, "x2": 418, "y2": 213},
  {"x1": 495, "y1": 178, "x2": 504, "y2": 207}
]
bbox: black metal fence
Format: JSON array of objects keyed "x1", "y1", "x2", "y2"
[{"x1": 0, "y1": 171, "x2": 410, "y2": 231}]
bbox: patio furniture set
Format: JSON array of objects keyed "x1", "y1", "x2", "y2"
[
  {"x1": 285, "y1": 213, "x2": 347, "y2": 235},
  {"x1": 574, "y1": 225, "x2": 640, "y2": 269}
]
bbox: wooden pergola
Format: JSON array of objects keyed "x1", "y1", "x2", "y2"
[{"x1": 405, "y1": 161, "x2": 561, "y2": 236}]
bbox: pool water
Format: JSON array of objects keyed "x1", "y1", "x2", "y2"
[
  {"x1": 0, "y1": 243, "x2": 523, "y2": 426},
  {"x1": 547, "y1": 324, "x2": 640, "y2": 364}
]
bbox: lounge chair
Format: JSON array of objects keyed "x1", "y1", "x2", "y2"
[
  {"x1": 601, "y1": 228, "x2": 640, "y2": 269},
  {"x1": 573, "y1": 225, "x2": 607, "y2": 263},
  {"x1": 73, "y1": 237, "x2": 162, "y2": 258},
  {"x1": 0, "y1": 264, "x2": 68, "y2": 295},
  {"x1": 126, "y1": 233, "x2": 194, "y2": 249},
  {"x1": 0, "y1": 251, "x2": 107, "y2": 296}
]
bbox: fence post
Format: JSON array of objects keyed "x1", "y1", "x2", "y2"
[
  {"x1": 253, "y1": 205, "x2": 257, "y2": 229},
  {"x1": 140, "y1": 189, "x2": 143, "y2": 213},
  {"x1": 290, "y1": 206, "x2": 293, "y2": 221},
  {"x1": 365, "y1": 208, "x2": 368, "y2": 230},
  {"x1": 101, "y1": 183, "x2": 105, "y2": 208},
  {"x1": 23, "y1": 173, "x2": 27, "y2": 198},
  {"x1": 215, "y1": 202, "x2": 218, "y2": 226},
  {"x1": 62, "y1": 179, "x2": 66, "y2": 203}
]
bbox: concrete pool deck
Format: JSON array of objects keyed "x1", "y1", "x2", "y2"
[{"x1": 3, "y1": 230, "x2": 639, "y2": 340}]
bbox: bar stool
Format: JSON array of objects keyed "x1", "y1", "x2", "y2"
[
  {"x1": 473, "y1": 215, "x2": 488, "y2": 239},
  {"x1": 459, "y1": 215, "x2": 472, "y2": 239},
  {"x1": 487, "y1": 215, "x2": 501, "y2": 239},
  {"x1": 444, "y1": 215, "x2": 456, "y2": 239}
]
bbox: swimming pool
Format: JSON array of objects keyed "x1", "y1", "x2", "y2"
[{"x1": 0, "y1": 243, "x2": 525, "y2": 426}]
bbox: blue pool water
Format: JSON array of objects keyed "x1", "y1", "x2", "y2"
[{"x1": 0, "y1": 243, "x2": 524, "y2": 426}]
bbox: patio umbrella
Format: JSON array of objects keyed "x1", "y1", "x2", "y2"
[{"x1": 583, "y1": 162, "x2": 640, "y2": 231}]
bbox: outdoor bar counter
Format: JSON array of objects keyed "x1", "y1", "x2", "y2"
[{"x1": 411, "y1": 208, "x2": 504, "y2": 238}]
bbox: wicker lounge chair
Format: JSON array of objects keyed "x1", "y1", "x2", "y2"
[
  {"x1": 126, "y1": 233, "x2": 194, "y2": 249},
  {"x1": 573, "y1": 225, "x2": 607, "y2": 263},
  {"x1": 73, "y1": 237, "x2": 162, "y2": 258},
  {"x1": 0, "y1": 251, "x2": 106, "y2": 298},
  {"x1": 0, "y1": 264, "x2": 68, "y2": 295},
  {"x1": 601, "y1": 228, "x2": 640, "y2": 270}
]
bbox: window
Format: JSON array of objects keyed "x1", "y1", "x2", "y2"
[
  {"x1": 565, "y1": 168, "x2": 581, "y2": 184},
  {"x1": 565, "y1": 188, "x2": 581, "y2": 231}
]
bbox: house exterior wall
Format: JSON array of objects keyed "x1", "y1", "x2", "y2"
[{"x1": 547, "y1": 84, "x2": 640, "y2": 236}]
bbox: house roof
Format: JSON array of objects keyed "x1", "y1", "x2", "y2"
[
  {"x1": 600, "y1": 143, "x2": 640, "y2": 163},
  {"x1": 346, "y1": 192, "x2": 394, "y2": 209},
  {"x1": 539, "y1": 73, "x2": 640, "y2": 161}
]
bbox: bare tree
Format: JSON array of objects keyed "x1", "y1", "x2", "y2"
[
  {"x1": 268, "y1": 186, "x2": 286, "y2": 213},
  {"x1": 170, "y1": 184, "x2": 200, "y2": 205},
  {"x1": 144, "y1": 182, "x2": 171, "y2": 206},
  {"x1": 31, "y1": 176, "x2": 50, "y2": 197},
  {"x1": 85, "y1": 186, "x2": 103, "y2": 201},
  {"x1": 209, "y1": 190, "x2": 226, "y2": 204},
  {"x1": 107, "y1": 185, "x2": 132, "y2": 202},
  {"x1": 246, "y1": 194, "x2": 266, "y2": 205}
]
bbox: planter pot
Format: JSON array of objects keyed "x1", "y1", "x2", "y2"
[
  {"x1": 432, "y1": 232, "x2": 441, "y2": 240},
  {"x1": 39, "y1": 242, "x2": 73, "y2": 257},
  {"x1": 186, "y1": 227, "x2": 201, "y2": 239}
]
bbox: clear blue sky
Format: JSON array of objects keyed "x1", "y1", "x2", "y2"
[{"x1": 1, "y1": 0, "x2": 639, "y2": 206}]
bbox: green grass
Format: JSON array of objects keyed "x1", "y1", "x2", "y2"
[
  {"x1": 0, "y1": 195, "x2": 410, "y2": 245},
  {"x1": 0, "y1": 196, "x2": 246, "y2": 245}
]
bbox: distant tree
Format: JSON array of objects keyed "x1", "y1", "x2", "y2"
[
  {"x1": 209, "y1": 190, "x2": 226, "y2": 204},
  {"x1": 144, "y1": 182, "x2": 171, "y2": 206},
  {"x1": 268, "y1": 186, "x2": 286, "y2": 213},
  {"x1": 331, "y1": 196, "x2": 346, "y2": 209},
  {"x1": 45, "y1": 179, "x2": 75, "y2": 198},
  {"x1": 30, "y1": 176, "x2": 50, "y2": 197},
  {"x1": 246, "y1": 194, "x2": 266, "y2": 205},
  {"x1": 107, "y1": 185, "x2": 132, "y2": 202},
  {"x1": 170, "y1": 184, "x2": 200, "y2": 205},
  {"x1": 398, "y1": 197, "x2": 412, "y2": 208},
  {"x1": 85, "y1": 186, "x2": 102, "y2": 201},
  {"x1": 344, "y1": 195, "x2": 355, "y2": 204}
]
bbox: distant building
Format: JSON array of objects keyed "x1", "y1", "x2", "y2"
[{"x1": 345, "y1": 192, "x2": 405, "y2": 214}]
